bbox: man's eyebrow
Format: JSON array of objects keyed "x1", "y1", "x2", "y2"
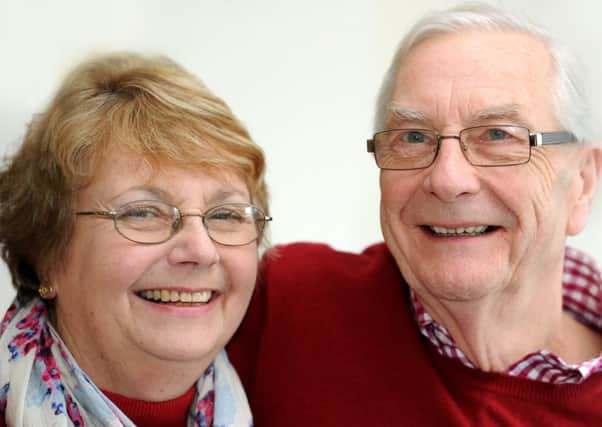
[
  {"x1": 472, "y1": 104, "x2": 527, "y2": 124},
  {"x1": 386, "y1": 103, "x2": 531, "y2": 128},
  {"x1": 388, "y1": 105, "x2": 429, "y2": 124}
]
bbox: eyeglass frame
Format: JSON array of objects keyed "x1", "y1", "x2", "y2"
[
  {"x1": 366, "y1": 125, "x2": 578, "y2": 171},
  {"x1": 76, "y1": 200, "x2": 272, "y2": 246}
]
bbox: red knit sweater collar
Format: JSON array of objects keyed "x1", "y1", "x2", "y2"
[{"x1": 102, "y1": 385, "x2": 196, "y2": 427}]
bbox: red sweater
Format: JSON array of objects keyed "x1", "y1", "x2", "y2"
[
  {"x1": 102, "y1": 386, "x2": 195, "y2": 427},
  {"x1": 228, "y1": 242, "x2": 602, "y2": 426},
  {"x1": 1, "y1": 387, "x2": 194, "y2": 427}
]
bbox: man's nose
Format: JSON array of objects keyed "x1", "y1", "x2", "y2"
[{"x1": 422, "y1": 136, "x2": 480, "y2": 202}]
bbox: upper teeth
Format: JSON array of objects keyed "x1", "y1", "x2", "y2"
[
  {"x1": 430, "y1": 226, "x2": 488, "y2": 236},
  {"x1": 139, "y1": 289, "x2": 213, "y2": 303}
]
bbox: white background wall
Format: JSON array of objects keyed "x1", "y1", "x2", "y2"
[{"x1": 1, "y1": 0, "x2": 601, "y2": 314}]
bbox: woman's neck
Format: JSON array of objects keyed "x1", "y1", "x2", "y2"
[{"x1": 102, "y1": 384, "x2": 197, "y2": 427}]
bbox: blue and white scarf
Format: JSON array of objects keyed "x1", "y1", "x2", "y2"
[{"x1": 0, "y1": 297, "x2": 253, "y2": 426}]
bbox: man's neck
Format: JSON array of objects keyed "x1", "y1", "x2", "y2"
[{"x1": 415, "y1": 279, "x2": 602, "y2": 371}]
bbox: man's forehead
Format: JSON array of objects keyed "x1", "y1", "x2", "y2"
[
  {"x1": 388, "y1": 30, "x2": 557, "y2": 128},
  {"x1": 403, "y1": 29, "x2": 549, "y2": 64}
]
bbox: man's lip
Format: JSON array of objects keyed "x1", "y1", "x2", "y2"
[
  {"x1": 420, "y1": 223, "x2": 495, "y2": 228},
  {"x1": 420, "y1": 224, "x2": 500, "y2": 236}
]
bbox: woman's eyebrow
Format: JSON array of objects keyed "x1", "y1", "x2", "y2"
[
  {"x1": 107, "y1": 185, "x2": 172, "y2": 204},
  {"x1": 207, "y1": 190, "x2": 249, "y2": 204}
]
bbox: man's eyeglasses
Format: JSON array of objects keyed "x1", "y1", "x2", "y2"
[
  {"x1": 76, "y1": 200, "x2": 272, "y2": 246},
  {"x1": 366, "y1": 125, "x2": 577, "y2": 170}
]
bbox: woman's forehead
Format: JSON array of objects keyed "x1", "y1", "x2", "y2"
[{"x1": 81, "y1": 151, "x2": 249, "y2": 204}]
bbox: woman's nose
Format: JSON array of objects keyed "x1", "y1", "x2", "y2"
[{"x1": 167, "y1": 215, "x2": 220, "y2": 266}]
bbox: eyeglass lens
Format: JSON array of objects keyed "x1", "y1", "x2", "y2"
[
  {"x1": 373, "y1": 125, "x2": 531, "y2": 169},
  {"x1": 113, "y1": 201, "x2": 264, "y2": 245}
]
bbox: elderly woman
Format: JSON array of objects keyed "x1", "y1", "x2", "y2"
[{"x1": 0, "y1": 52, "x2": 269, "y2": 426}]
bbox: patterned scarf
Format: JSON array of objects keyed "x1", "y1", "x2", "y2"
[{"x1": 0, "y1": 297, "x2": 253, "y2": 426}]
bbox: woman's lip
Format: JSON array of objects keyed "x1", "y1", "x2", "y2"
[
  {"x1": 135, "y1": 286, "x2": 220, "y2": 293},
  {"x1": 136, "y1": 289, "x2": 220, "y2": 304},
  {"x1": 135, "y1": 292, "x2": 222, "y2": 315}
]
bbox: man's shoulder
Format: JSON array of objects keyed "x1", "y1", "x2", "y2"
[
  {"x1": 251, "y1": 241, "x2": 412, "y2": 349},
  {"x1": 264, "y1": 241, "x2": 389, "y2": 259},
  {"x1": 260, "y1": 241, "x2": 396, "y2": 280}
]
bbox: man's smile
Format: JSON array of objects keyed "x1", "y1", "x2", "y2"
[{"x1": 423, "y1": 225, "x2": 498, "y2": 236}]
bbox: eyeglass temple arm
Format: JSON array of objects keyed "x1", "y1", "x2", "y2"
[
  {"x1": 367, "y1": 139, "x2": 375, "y2": 153},
  {"x1": 76, "y1": 211, "x2": 114, "y2": 217},
  {"x1": 529, "y1": 131, "x2": 577, "y2": 147}
]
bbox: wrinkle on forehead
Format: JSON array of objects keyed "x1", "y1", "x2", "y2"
[{"x1": 388, "y1": 30, "x2": 558, "y2": 131}]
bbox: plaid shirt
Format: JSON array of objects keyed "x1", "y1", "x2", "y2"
[{"x1": 412, "y1": 246, "x2": 602, "y2": 384}]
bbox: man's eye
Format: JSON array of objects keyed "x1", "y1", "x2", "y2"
[
  {"x1": 402, "y1": 131, "x2": 428, "y2": 143},
  {"x1": 486, "y1": 129, "x2": 510, "y2": 140}
]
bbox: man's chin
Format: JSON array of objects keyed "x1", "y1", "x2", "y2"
[{"x1": 409, "y1": 267, "x2": 505, "y2": 303}]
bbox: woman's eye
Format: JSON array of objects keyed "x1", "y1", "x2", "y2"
[
  {"x1": 207, "y1": 209, "x2": 245, "y2": 222},
  {"x1": 121, "y1": 206, "x2": 163, "y2": 219},
  {"x1": 130, "y1": 209, "x2": 155, "y2": 217},
  {"x1": 210, "y1": 209, "x2": 243, "y2": 221}
]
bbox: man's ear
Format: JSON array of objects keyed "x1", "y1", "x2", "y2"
[{"x1": 566, "y1": 146, "x2": 602, "y2": 236}]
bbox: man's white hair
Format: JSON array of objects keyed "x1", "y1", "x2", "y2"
[{"x1": 374, "y1": 2, "x2": 594, "y2": 144}]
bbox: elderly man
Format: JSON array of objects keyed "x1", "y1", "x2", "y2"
[{"x1": 229, "y1": 3, "x2": 602, "y2": 425}]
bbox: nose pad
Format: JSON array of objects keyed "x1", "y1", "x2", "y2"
[
  {"x1": 172, "y1": 216, "x2": 182, "y2": 231},
  {"x1": 459, "y1": 140, "x2": 471, "y2": 161}
]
